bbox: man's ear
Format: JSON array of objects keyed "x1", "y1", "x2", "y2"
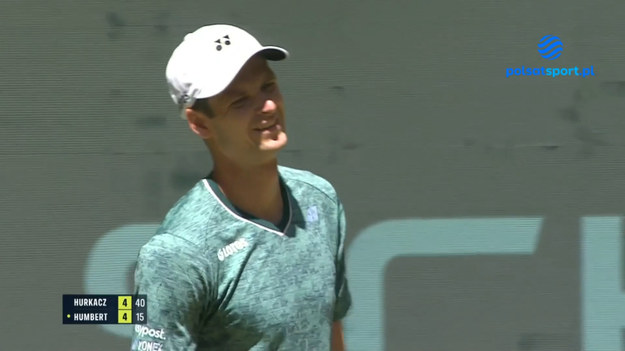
[{"x1": 185, "y1": 108, "x2": 213, "y2": 139}]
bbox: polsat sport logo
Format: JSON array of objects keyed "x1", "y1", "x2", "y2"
[{"x1": 506, "y1": 35, "x2": 595, "y2": 78}]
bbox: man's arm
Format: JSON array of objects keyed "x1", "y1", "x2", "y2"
[{"x1": 331, "y1": 321, "x2": 346, "y2": 351}]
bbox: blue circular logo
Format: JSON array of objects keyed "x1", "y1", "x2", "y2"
[{"x1": 538, "y1": 35, "x2": 563, "y2": 60}]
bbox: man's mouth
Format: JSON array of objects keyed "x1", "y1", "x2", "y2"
[{"x1": 254, "y1": 123, "x2": 278, "y2": 132}]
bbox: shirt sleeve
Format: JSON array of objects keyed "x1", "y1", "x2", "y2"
[
  {"x1": 333, "y1": 199, "x2": 352, "y2": 321},
  {"x1": 130, "y1": 233, "x2": 212, "y2": 351}
]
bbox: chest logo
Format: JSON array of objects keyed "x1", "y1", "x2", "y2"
[
  {"x1": 217, "y1": 238, "x2": 249, "y2": 261},
  {"x1": 306, "y1": 206, "x2": 319, "y2": 223}
]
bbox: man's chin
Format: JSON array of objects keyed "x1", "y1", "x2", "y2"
[{"x1": 259, "y1": 132, "x2": 288, "y2": 151}]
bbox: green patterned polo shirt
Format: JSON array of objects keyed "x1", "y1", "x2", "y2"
[{"x1": 130, "y1": 166, "x2": 351, "y2": 351}]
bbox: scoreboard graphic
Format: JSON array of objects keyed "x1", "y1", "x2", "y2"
[{"x1": 63, "y1": 295, "x2": 147, "y2": 324}]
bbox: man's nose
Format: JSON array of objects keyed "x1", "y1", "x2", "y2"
[{"x1": 261, "y1": 99, "x2": 277, "y2": 114}]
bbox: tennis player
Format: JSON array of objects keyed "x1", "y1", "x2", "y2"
[{"x1": 130, "y1": 24, "x2": 351, "y2": 351}]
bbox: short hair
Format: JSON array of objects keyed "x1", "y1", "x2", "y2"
[{"x1": 190, "y1": 98, "x2": 215, "y2": 118}]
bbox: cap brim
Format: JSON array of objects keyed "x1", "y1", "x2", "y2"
[{"x1": 258, "y1": 46, "x2": 289, "y2": 61}]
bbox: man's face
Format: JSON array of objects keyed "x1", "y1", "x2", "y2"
[{"x1": 198, "y1": 55, "x2": 287, "y2": 167}]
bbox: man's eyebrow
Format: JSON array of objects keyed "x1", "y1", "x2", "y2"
[
  {"x1": 222, "y1": 88, "x2": 247, "y2": 98},
  {"x1": 265, "y1": 71, "x2": 277, "y2": 81},
  {"x1": 220, "y1": 71, "x2": 277, "y2": 100},
  {"x1": 216, "y1": 86, "x2": 251, "y2": 104}
]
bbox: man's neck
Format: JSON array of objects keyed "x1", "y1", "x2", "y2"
[{"x1": 211, "y1": 160, "x2": 284, "y2": 225}]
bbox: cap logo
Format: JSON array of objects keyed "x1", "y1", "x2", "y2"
[
  {"x1": 215, "y1": 35, "x2": 231, "y2": 51},
  {"x1": 179, "y1": 94, "x2": 190, "y2": 105}
]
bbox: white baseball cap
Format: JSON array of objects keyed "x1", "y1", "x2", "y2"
[{"x1": 166, "y1": 24, "x2": 289, "y2": 118}]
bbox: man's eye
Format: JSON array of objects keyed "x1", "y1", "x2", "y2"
[
  {"x1": 262, "y1": 82, "x2": 276, "y2": 91},
  {"x1": 231, "y1": 97, "x2": 249, "y2": 108}
]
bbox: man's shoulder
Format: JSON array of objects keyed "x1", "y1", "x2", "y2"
[
  {"x1": 137, "y1": 231, "x2": 200, "y2": 265},
  {"x1": 151, "y1": 179, "x2": 223, "y2": 246},
  {"x1": 166, "y1": 178, "x2": 211, "y2": 213},
  {"x1": 278, "y1": 165, "x2": 338, "y2": 201}
]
